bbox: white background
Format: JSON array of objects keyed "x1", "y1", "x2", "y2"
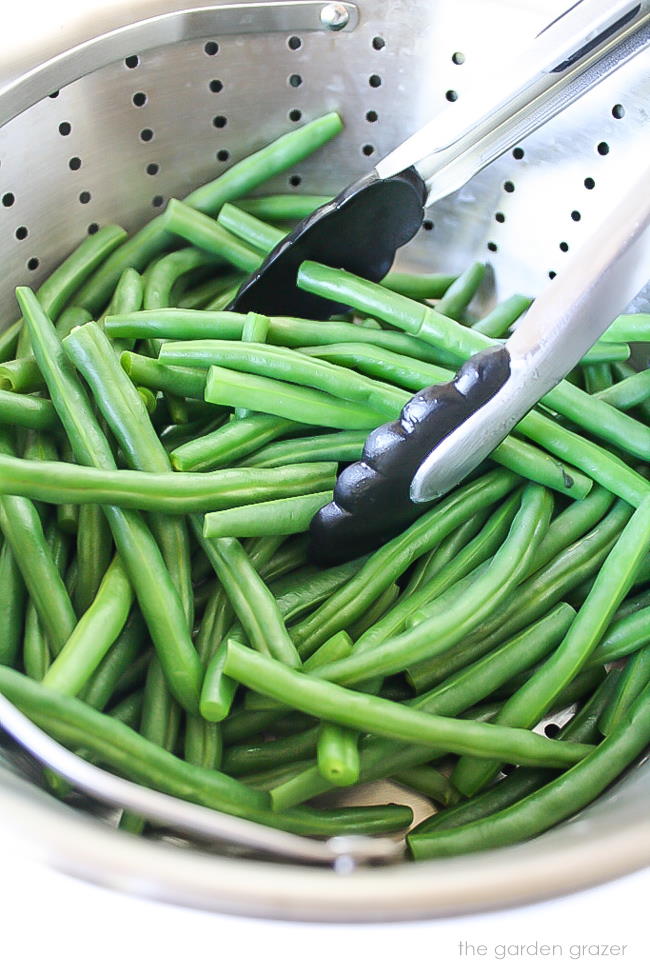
[{"x1": 2, "y1": 2, "x2": 649, "y2": 972}]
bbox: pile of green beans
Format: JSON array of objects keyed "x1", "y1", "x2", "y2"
[{"x1": 1, "y1": 114, "x2": 649, "y2": 858}]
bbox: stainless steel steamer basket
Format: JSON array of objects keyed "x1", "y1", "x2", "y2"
[{"x1": 0, "y1": 0, "x2": 649, "y2": 921}]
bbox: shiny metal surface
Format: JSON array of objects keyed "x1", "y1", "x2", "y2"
[
  {"x1": 1, "y1": 0, "x2": 649, "y2": 920},
  {"x1": 411, "y1": 164, "x2": 650, "y2": 501}
]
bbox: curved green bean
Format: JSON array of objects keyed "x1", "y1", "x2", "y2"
[{"x1": 203, "y1": 491, "x2": 333, "y2": 539}]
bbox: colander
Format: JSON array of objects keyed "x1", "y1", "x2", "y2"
[{"x1": 1, "y1": 0, "x2": 649, "y2": 922}]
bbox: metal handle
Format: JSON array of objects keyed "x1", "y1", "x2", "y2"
[
  {"x1": 410, "y1": 163, "x2": 650, "y2": 502},
  {"x1": 377, "y1": 0, "x2": 650, "y2": 205}
]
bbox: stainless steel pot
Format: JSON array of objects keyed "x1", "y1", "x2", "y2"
[{"x1": 1, "y1": 0, "x2": 649, "y2": 921}]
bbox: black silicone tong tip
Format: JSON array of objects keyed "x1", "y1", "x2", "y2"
[
  {"x1": 229, "y1": 166, "x2": 427, "y2": 319},
  {"x1": 308, "y1": 346, "x2": 512, "y2": 567}
]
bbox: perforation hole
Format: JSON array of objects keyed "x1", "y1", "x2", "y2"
[
  {"x1": 512, "y1": 147, "x2": 524, "y2": 160},
  {"x1": 2, "y1": 192, "x2": 15, "y2": 207},
  {"x1": 372, "y1": 36, "x2": 386, "y2": 50},
  {"x1": 503, "y1": 180, "x2": 515, "y2": 193},
  {"x1": 152, "y1": 195, "x2": 164, "y2": 208},
  {"x1": 289, "y1": 109, "x2": 302, "y2": 122},
  {"x1": 58, "y1": 121, "x2": 71, "y2": 136},
  {"x1": 288, "y1": 35, "x2": 302, "y2": 50},
  {"x1": 209, "y1": 80, "x2": 223, "y2": 93},
  {"x1": 139, "y1": 128, "x2": 154, "y2": 142},
  {"x1": 495, "y1": 212, "x2": 505, "y2": 223},
  {"x1": 125, "y1": 55, "x2": 139, "y2": 69},
  {"x1": 362, "y1": 144, "x2": 375, "y2": 156},
  {"x1": 68, "y1": 157, "x2": 81, "y2": 171},
  {"x1": 597, "y1": 141, "x2": 610, "y2": 155},
  {"x1": 571, "y1": 210, "x2": 581, "y2": 222},
  {"x1": 369, "y1": 74, "x2": 382, "y2": 88},
  {"x1": 132, "y1": 92, "x2": 147, "y2": 107},
  {"x1": 544, "y1": 723, "x2": 561, "y2": 739},
  {"x1": 452, "y1": 51, "x2": 465, "y2": 65},
  {"x1": 584, "y1": 177, "x2": 596, "y2": 189},
  {"x1": 87, "y1": 223, "x2": 99, "y2": 235},
  {"x1": 15, "y1": 226, "x2": 28, "y2": 241},
  {"x1": 548, "y1": 270, "x2": 557, "y2": 279},
  {"x1": 422, "y1": 219, "x2": 434, "y2": 231},
  {"x1": 289, "y1": 73, "x2": 302, "y2": 88},
  {"x1": 217, "y1": 149, "x2": 230, "y2": 162},
  {"x1": 204, "y1": 41, "x2": 219, "y2": 56},
  {"x1": 146, "y1": 163, "x2": 159, "y2": 176},
  {"x1": 213, "y1": 116, "x2": 227, "y2": 129},
  {"x1": 27, "y1": 257, "x2": 39, "y2": 271},
  {"x1": 445, "y1": 90, "x2": 458, "y2": 102},
  {"x1": 289, "y1": 174, "x2": 302, "y2": 187},
  {"x1": 487, "y1": 241, "x2": 497, "y2": 252},
  {"x1": 559, "y1": 241, "x2": 569, "y2": 252},
  {"x1": 366, "y1": 110, "x2": 378, "y2": 122},
  {"x1": 612, "y1": 104, "x2": 625, "y2": 119},
  {"x1": 79, "y1": 191, "x2": 91, "y2": 204},
  {"x1": 48, "y1": 90, "x2": 60, "y2": 98}
]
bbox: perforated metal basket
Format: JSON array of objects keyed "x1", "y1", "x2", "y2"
[{"x1": 0, "y1": 0, "x2": 649, "y2": 921}]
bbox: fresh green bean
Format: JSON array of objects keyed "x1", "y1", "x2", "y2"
[
  {"x1": 590, "y1": 605, "x2": 650, "y2": 666},
  {"x1": 303, "y1": 631, "x2": 353, "y2": 672},
  {"x1": 583, "y1": 363, "x2": 613, "y2": 394},
  {"x1": 435, "y1": 262, "x2": 486, "y2": 319},
  {"x1": 218, "y1": 203, "x2": 284, "y2": 253},
  {"x1": 42, "y1": 556, "x2": 133, "y2": 696},
  {"x1": 393, "y1": 766, "x2": 461, "y2": 806},
  {"x1": 144, "y1": 247, "x2": 224, "y2": 310},
  {"x1": 381, "y1": 270, "x2": 456, "y2": 300},
  {"x1": 402, "y1": 510, "x2": 488, "y2": 600},
  {"x1": 317, "y1": 723, "x2": 360, "y2": 786},
  {"x1": 162, "y1": 200, "x2": 261, "y2": 271},
  {"x1": 203, "y1": 491, "x2": 333, "y2": 539},
  {"x1": 452, "y1": 494, "x2": 650, "y2": 796},
  {"x1": 409, "y1": 679, "x2": 650, "y2": 858},
  {"x1": 348, "y1": 583, "x2": 400, "y2": 643},
  {"x1": 603, "y1": 313, "x2": 650, "y2": 343},
  {"x1": 237, "y1": 194, "x2": 331, "y2": 221},
  {"x1": 599, "y1": 647, "x2": 650, "y2": 735},
  {"x1": 171, "y1": 414, "x2": 304, "y2": 472},
  {"x1": 223, "y1": 726, "x2": 319, "y2": 776},
  {"x1": 74, "y1": 504, "x2": 113, "y2": 615},
  {"x1": 81, "y1": 611, "x2": 146, "y2": 711},
  {"x1": 0, "y1": 539, "x2": 25, "y2": 667},
  {"x1": 241, "y1": 430, "x2": 365, "y2": 469},
  {"x1": 472, "y1": 294, "x2": 532, "y2": 337},
  {"x1": 71, "y1": 114, "x2": 343, "y2": 313},
  {"x1": 580, "y1": 341, "x2": 630, "y2": 364},
  {"x1": 108, "y1": 690, "x2": 144, "y2": 729},
  {"x1": 184, "y1": 714, "x2": 223, "y2": 770},
  {"x1": 0, "y1": 357, "x2": 46, "y2": 394},
  {"x1": 236, "y1": 313, "x2": 271, "y2": 420},
  {"x1": 17, "y1": 286, "x2": 202, "y2": 714},
  {"x1": 310, "y1": 485, "x2": 551, "y2": 686},
  {"x1": 225, "y1": 640, "x2": 591, "y2": 767},
  {"x1": 595, "y1": 368, "x2": 650, "y2": 410},
  {"x1": 0, "y1": 388, "x2": 59, "y2": 431}
]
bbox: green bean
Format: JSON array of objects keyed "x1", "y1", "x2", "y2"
[
  {"x1": 348, "y1": 583, "x2": 400, "y2": 642},
  {"x1": 412, "y1": 671, "x2": 620, "y2": 835},
  {"x1": 161, "y1": 200, "x2": 261, "y2": 271},
  {"x1": 203, "y1": 491, "x2": 332, "y2": 539},
  {"x1": 260, "y1": 535, "x2": 310, "y2": 584},
  {"x1": 303, "y1": 631, "x2": 353, "y2": 672},
  {"x1": 472, "y1": 294, "x2": 532, "y2": 337},
  {"x1": 271, "y1": 563, "x2": 364, "y2": 629},
  {"x1": 242, "y1": 430, "x2": 365, "y2": 469},
  {"x1": 299, "y1": 341, "x2": 448, "y2": 391},
  {"x1": 583, "y1": 362, "x2": 612, "y2": 394},
  {"x1": 291, "y1": 469, "x2": 518, "y2": 656},
  {"x1": 0, "y1": 539, "x2": 25, "y2": 667},
  {"x1": 223, "y1": 726, "x2": 319, "y2": 776},
  {"x1": 71, "y1": 114, "x2": 343, "y2": 313},
  {"x1": 580, "y1": 341, "x2": 630, "y2": 364},
  {"x1": 452, "y1": 494, "x2": 650, "y2": 796},
  {"x1": 81, "y1": 611, "x2": 146, "y2": 711},
  {"x1": 0, "y1": 431, "x2": 76, "y2": 655},
  {"x1": 225, "y1": 640, "x2": 590, "y2": 767},
  {"x1": 64, "y1": 321, "x2": 196, "y2": 625},
  {"x1": 298, "y1": 261, "x2": 650, "y2": 470},
  {"x1": 0, "y1": 357, "x2": 46, "y2": 394},
  {"x1": 402, "y1": 511, "x2": 486, "y2": 600},
  {"x1": 409, "y1": 678, "x2": 650, "y2": 858},
  {"x1": 594, "y1": 368, "x2": 650, "y2": 410},
  {"x1": 599, "y1": 647, "x2": 650, "y2": 735},
  {"x1": 311, "y1": 485, "x2": 551, "y2": 686},
  {"x1": 409, "y1": 498, "x2": 629, "y2": 692},
  {"x1": 380, "y1": 271, "x2": 456, "y2": 300},
  {"x1": 17, "y1": 286, "x2": 202, "y2": 713},
  {"x1": 74, "y1": 504, "x2": 113, "y2": 615},
  {"x1": 236, "y1": 313, "x2": 271, "y2": 421},
  {"x1": 184, "y1": 714, "x2": 222, "y2": 770},
  {"x1": 144, "y1": 247, "x2": 225, "y2": 310},
  {"x1": 590, "y1": 605, "x2": 650, "y2": 666},
  {"x1": 0, "y1": 388, "x2": 59, "y2": 431},
  {"x1": 218, "y1": 203, "x2": 284, "y2": 252},
  {"x1": 317, "y1": 723, "x2": 360, "y2": 786},
  {"x1": 108, "y1": 690, "x2": 144, "y2": 729},
  {"x1": 272, "y1": 604, "x2": 580, "y2": 811},
  {"x1": 0, "y1": 454, "x2": 338, "y2": 515},
  {"x1": 0, "y1": 320, "x2": 22, "y2": 362},
  {"x1": 354, "y1": 493, "x2": 519, "y2": 656},
  {"x1": 603, "y1": 313, "x2": 650, "y2": 343},
  {"x1": 435, "y1": 262, "x2": 486, "y2": 319},
  {"x1": 12, "y1": 225, "x2": 128, "y2": 357},
  {"x1": 171, "y1": 414, "x2": 304, "y2": 472},
  {"x1": 22, "y1": 600, "x2": 51, "y2": 682},
  {"x1": 393, "y1": 766, "x2": 461, "y2": 806},
  {"x1": 237, "y1": 194, "x2": 331, "y2": 221},
  {"x1": 42, "y1": 556, "x2": 133, "y2": 696},
  {"x1": 193, "y1": 531, "x2": 300, "y2": 667}
]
